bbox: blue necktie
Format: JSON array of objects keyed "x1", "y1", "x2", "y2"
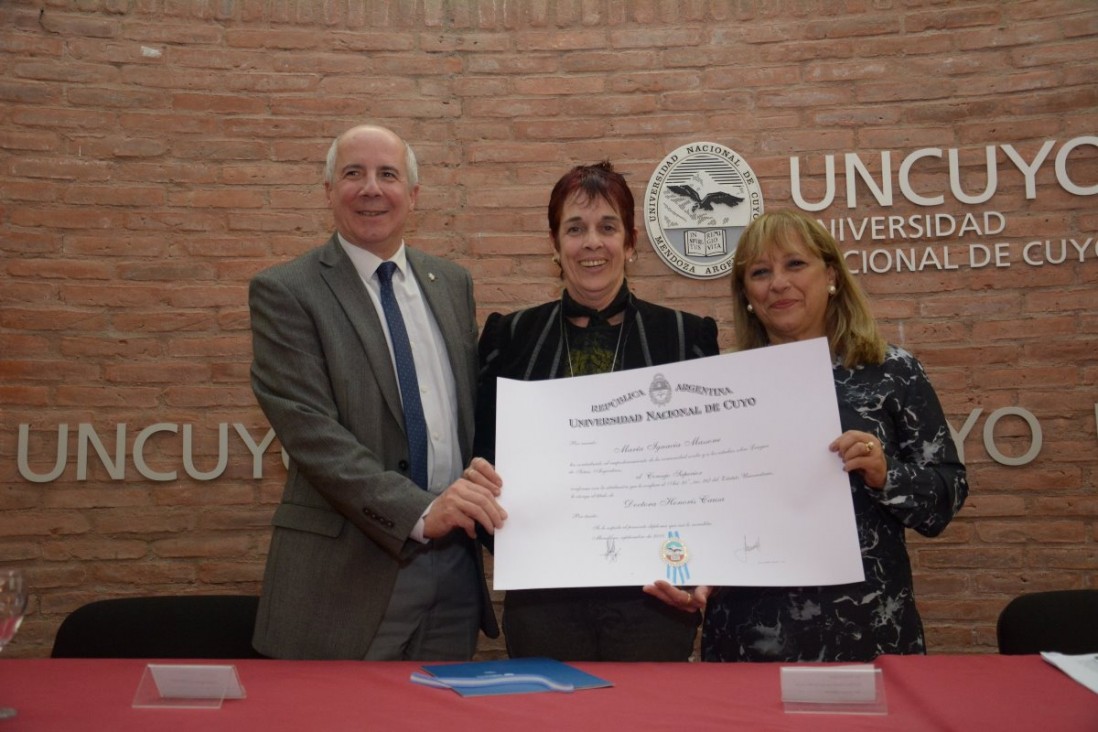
[{"x1": 376, "y1": 261, "x2": 429, "y2": 491}]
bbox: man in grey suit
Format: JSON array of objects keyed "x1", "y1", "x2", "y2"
[{"x1": 249, "y1": 124, "x2": 506, "y2": 660}]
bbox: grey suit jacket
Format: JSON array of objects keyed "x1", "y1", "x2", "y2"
[{"x1": 248, "y1": 234, "x2": 498, "y2": 660}]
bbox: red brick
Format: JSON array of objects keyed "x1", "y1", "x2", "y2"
[
  {"x1": 152, "y1": 535, "x2": 253, "y2": 558},
  {"x1": 63, "y1": 184, "x2": 168, "y2": 207},
  {"x1": 5, "y1": 510, "x2": 88, "y2": 540},
  {"x1": 66, "y1": 85, "x2": 168, "y2": 109},
  {"x1": 172, "y1": 93, "x2": 268, "y2": 114},
  {"x1": 959, "y1": 495, "x2": 1028, "y2": 518},
  {"x1": 919, "y1": 546, "x2": 1025, "y2": 570},
  {"x1": 917, "y1": 598, "x2": 1006, "y2": 622},
  {"x1": 0, "y1": 386, "x2": 50, "y2": 407},
  {"x1": 923, "y1": 624, "x2": 981, "y2": 654},
  {"x1": 609, "y1": 28, "x2": 707, "y2": 49},
  {"x1": 976, "y1": 521, "x2": 1087, "y2": 543},
  {"x1": 972, "y1": 572, "x2": 1090, "y2": 594},
  {"x1": 94, "y1": 562, "x2": 199, "y2": 585},
  {"x1": 466, "y1": 55, "x2": 559, "y2": 74},
  {"x1": 1026, "y1": 548, "x2": 1098, "y2": 570},
  {"x1": 55, "y1": 387, "x2": 162, "y2": 408},
  {"x1": 198, "y1": 562, "x2": 266, "y2": 584}
]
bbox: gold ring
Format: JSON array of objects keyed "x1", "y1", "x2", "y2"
[{"x1": 865, "y1": 441, "x2": 874, "y2": 454}]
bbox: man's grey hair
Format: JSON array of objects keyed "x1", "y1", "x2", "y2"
[{"x1": 323, "y1": 126, "x2": 419, "y2": 188}]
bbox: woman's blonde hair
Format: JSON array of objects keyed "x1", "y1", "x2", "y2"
[{"x1": 730, "y1": 209, "x2": 886, "y2": 368}]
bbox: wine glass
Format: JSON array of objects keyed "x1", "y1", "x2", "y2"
[{"x1": 0, "y1": 569, "x2": 27, "y2": 721}]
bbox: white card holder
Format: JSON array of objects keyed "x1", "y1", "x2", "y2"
[
  {"x1": 132, "y1": 664, "x2": 246, "y2": 710},
  {"x1": 780, "y1": 664, "x2": 888, "y2": 715}
]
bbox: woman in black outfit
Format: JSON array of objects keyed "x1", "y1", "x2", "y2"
[{"x1": 475, "y1": 162, "x2": 719, "y2": 661}]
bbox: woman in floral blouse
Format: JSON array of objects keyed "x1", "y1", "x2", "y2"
[{"x1": 646, "y1": 208, "x2": 968, "y2": 662}]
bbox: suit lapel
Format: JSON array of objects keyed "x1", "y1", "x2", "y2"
[{"x1": 317, "y1": 236, "x2": 405, "y2": 428}]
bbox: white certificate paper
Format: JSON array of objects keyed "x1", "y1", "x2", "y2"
[{"x1": 493, "y1": 337, "x2": 864, "y2": 590}]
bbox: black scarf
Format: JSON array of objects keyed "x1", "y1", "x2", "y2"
[{"x1": 561, "y1": 281, "x2": 631, "y2": 326}]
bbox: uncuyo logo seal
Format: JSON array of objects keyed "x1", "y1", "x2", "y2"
[{"x1": 644, "y1": 142, "x2": 764, "y2": 279}]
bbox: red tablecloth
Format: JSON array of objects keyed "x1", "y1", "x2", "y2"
[{"x1": 1, "y1": 654, "x2": 1094, "y2": 731}]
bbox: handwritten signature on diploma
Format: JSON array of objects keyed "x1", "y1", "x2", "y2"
[
  {"x1": 735, "y1": 535, "x2": 761, "y2": 563},
  {"x1": 602, "y1": 538, "x2": 620, "y2": 562}
]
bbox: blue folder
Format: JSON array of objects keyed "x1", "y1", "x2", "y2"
[{"x1": 411, "y1": 657, "x2": 613, "y2": 697}]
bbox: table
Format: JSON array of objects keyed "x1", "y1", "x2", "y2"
[{"x1": 1, "y1": 654, "x2": 1094, "y2": 730}]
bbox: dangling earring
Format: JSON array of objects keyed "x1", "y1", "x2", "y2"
[
  {"x1": 827, "y1": 284, "x2": 837, "y2": 296},
  {"x1": 746, "y1": 303, "x2": 754, "y2": 313}
]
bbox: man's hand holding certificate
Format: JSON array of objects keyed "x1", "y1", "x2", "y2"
[{"x1": 492, "y1": 337, "x2": 864, "y2": 590}]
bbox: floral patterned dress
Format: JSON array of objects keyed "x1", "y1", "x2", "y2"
[{"x1": 702, "y1": 345, "x2": 968, "y2": 662}]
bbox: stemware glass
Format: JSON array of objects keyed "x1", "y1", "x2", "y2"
[{"x1": 0, "y1": 568, "x2": 28, "y2": 721}]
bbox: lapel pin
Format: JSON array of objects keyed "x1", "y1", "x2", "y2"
[{"x1": 428, "y1": 272, "x2": 436, "y2": 282}]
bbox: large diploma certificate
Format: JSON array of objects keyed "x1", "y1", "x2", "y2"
[{"x1": 492, "y1": 337, "x2": 864, "y2": 590}]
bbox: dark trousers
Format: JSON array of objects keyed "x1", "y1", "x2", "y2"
[
  {"x1": 503, "y1": 586, "x2": 700, "y2": 662},
  {"x1": 365, "y1": 534, "x2": 480, "y2": 661}
]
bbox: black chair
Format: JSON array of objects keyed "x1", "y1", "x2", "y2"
[
  {"x1": 996, "y1": 589, "x2": 1098, "y2": 655},
  {"x1": 51, "y1": 595, "x2": 265, "y2": 659}
]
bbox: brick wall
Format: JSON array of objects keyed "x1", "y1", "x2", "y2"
[{"x1": 1, "y1": 0, "x2": 1095, "y2": 658}]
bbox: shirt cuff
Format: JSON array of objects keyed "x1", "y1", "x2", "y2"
[{"x1": 409, "y1": 498, "x2": 437, "y2": 544}]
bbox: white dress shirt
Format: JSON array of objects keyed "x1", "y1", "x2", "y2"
[{"x1": 338, "y1": 235, "x2": 463, "y2": 541}]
